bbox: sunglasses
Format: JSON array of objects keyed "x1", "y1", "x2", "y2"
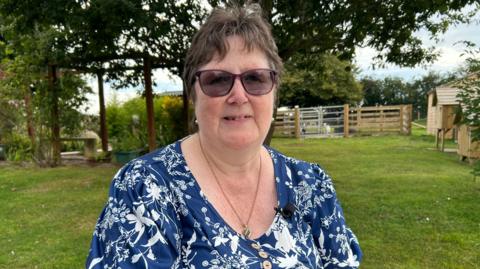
[{"x1": 195, "y1": 69, "x2": 278, "y2": 97}]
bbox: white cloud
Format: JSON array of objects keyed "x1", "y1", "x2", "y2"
[{"x1": 355, "y1": 9, "x2": 480, "y2": 81}]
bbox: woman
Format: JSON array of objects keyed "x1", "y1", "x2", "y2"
[{"x1": 86, "y1": 4, "x2": 362, "y2": 269}]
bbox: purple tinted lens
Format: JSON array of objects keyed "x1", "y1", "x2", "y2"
[
  {"x1": 199, "y1": 71, "x2": 233, "y2": 97},
  {"x1": 241, "y1": 70, "x2": 274, "y2": 95},
  {"x1": 197, "y1": 69, "x2": 276, "y2": 97}
]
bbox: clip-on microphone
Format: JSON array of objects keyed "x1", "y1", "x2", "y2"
[{"x1": 275, "y1": 203, "x2": 296, "y2": 219}]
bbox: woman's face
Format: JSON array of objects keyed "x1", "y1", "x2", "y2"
[{"x1": 194, "y1": 35, "x2": 275, "y2": 150}]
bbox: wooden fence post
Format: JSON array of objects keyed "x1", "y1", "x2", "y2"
[
  {"x1": 343, "y1": 104, "x2": 349, "y2": 138},
  {"x1": 294, "y1": 105, "x2": 301, "y2": 139},
  {"x1": 399, "y1": 105, "x2": 404, "y2": 134},
  {"x1": 357, "y1": 107, "x2": 362, "y2": 133},
  {"x1": 407, "y1": 104, "x2": 413, "y2": 135},
  {"x1": 380, "y1": 105, "x2": 384, "y2": 132}
]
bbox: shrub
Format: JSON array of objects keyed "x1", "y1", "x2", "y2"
[
  {"x1": 5, "y1": 133, "x2": 32, "y2": 162},
  {"x1": 106, "y1": 95, "x2": 185, "y2": 150}
]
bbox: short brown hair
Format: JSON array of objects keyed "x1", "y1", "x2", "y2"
[{"x1": 182, "y1": 3, "x2": 283, "y2": 101}]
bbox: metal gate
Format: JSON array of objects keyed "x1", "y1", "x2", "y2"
[
  {"x1": 274, "y1": 104, "x2": 412, "y2": 138},
  {"x1": 299, "y1": 105, "x2": 345, "y2": 138}
]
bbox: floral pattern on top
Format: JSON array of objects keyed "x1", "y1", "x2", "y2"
[{"x1": 86, "y1": 140, "x2": 362, "y2": 269}]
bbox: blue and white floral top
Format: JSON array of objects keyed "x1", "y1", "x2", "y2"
[{"x1": 86, "y1": 141, "x2": 362, "y2": 269}]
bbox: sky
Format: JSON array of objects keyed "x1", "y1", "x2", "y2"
[
  {"x1": 355, "y1": 17, "x2": 480, "y2": 80},
  {"x1": 82, "y1": 12, "x2": 480, "y2": 115}
]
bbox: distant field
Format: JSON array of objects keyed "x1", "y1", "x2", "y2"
[{"x1": 0, "y1": 127, "x2": 478, "y2": 268}]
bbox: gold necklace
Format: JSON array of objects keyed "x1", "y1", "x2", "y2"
[{"x1": 198, "y1": 135, "x2": 262, "y2": 239}]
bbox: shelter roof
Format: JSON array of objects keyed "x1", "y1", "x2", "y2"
[
  {"x1": 434, "y1": 87, "x2": 461, "y2": 105},
  {"x1": 159, "y1": 90, "x2": 183, "y2": 96}
]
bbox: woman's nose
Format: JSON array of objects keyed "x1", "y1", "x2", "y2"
[{"x1": 226, "y1": 77, "x2": 248, "y2": 104}]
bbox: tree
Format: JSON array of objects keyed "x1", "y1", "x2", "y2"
[
  {"x1": 360, "y1": 77, "x2": 383, "y2": 107},
  {"x1": 0, "y1": 0, "x2": 206, "y2": 154},
  {"x1": 0, "y1": 27, "x2": 91, "y2": 165},
  {"x1": 210, "y1": 0, "x2": 479, "y2": 66},
  {"x1": 410, "y1": 72, "x2": 458, "y2": 118},
  {"x1": 3, "y1": 0, "x2": 478, "y2": 146},
  {"x1": 361, "y1": 73, "x2": 457, "y2": 119},
  {"x1": 280, "y1": 53, "x2": 362, "y2": 107},
  {"x1": 209, "y1": 0, "x2": 479, "y2": 143},
  {"x1": 456, "y1": 43, "x2": 480, "y2": 177}
]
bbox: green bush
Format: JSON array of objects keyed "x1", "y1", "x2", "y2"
[
  {"x1": 111, "y1": 132, "x2": 146, "y2": 152},
  {"x1": 106, "y1": 95, "x2": 185, "y2": 150},
  {"x1": 5, "y1": 133, "x2": 32, "y2": 162}
]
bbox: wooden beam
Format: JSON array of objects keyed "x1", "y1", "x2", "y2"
[
  {"x1": 294, "y1": 105, "x2": 301, "y2": 139},
  {"x1": 143, "y1": 56, "x2": 156, "y2": 152},
  {"x1": 399, "y1": 105, "x2": 404, "y2": 134},
  {"x1": 343, "y1": 104, "x2": 349, "y2": 138},
  {"x1": 48, "y1": 64, "x2": 61, "y2": 166},
  {"x1": 97, "y1": 71, "x2": 109, "y2": 152},
  {"x1": 407, "y1": 104, "x2": 413, "y2": 135}
]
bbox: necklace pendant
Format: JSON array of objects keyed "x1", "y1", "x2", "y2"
[{"x1": 242, "y1": 226, "x2": 251, "y2": 239}]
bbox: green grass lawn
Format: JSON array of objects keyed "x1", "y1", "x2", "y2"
[
  {"x1": 1, "y1": 128, "x2": 478, "y2": 268},
  {"x1": 0, "y1": 164, "x2": 118, "y2": 269}
]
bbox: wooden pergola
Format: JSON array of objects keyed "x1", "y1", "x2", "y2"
[{"x1": 48, "y1": 52, "x2": 183, "y2": 165}]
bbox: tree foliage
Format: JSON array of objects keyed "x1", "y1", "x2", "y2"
[
  {"x1": 2, "y1": 0, "x2": 479, "y2": 147},
  {"x1": 3, "y1": 0, "x2": 476, "y2": 92},
  {"x1": 211, "y1": 0, "x2": 479, "y2": 67},
  {"x1": 456, "y1": 44, "x2": 480, "y2": 177},
  {"x1": 0, "y1": 27, "x2": 91, "y2": 163},
  {"x1": 280, "y1": 53, "x2": 362, "y2": 107},
  {"x1": 209, "y1": 0, "x2": 479, "y2": 110},
  {"x1": 0, "y1": 0, "x2": 206, "y2": 85},
  {"x1": 360, "y1": 72, "x2": 457, "y2": 118}
]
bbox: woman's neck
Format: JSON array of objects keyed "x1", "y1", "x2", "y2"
[{"x1": 195, "y1": 133, "x2": 263, "y2": 178}]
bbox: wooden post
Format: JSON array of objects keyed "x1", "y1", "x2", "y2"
[
  {"x1": 143, "y1": 56, "x2": 156, "y2": 152},
  {"x1": 399, "y1": 105, "x2": 404, "y2": 134},
  {"x1": 48, "y1": 64, "x2": 61, "y2": 166},
  {"x1": 24, "y1": 87, "x2": 36, "y2": 150},
  {"x1": 357, "y1": 107, "x2": 362, "y2": 133},
  {"x1": 343, "y1": 104, "x2": 349, "y2": 138},
  {"x1": 97, "y1": 71, "x2": 108, "y2": 152},
  {"x1": 380, "y1": 106, "x2": 384, "y2": 133},
  {"x1": 441, "y1": 129, "x2": 445, "y2": 152},
  {"x1": 318, "y1": 106, "x2": 323, "y2": 135},
  {"x1": 407, "y1": 104, "x2": 413, "y2": 135},
  {"x1": 294, "y1": 105, "x2": 301, "y2": 139}
]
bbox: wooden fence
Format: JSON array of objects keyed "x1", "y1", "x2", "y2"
[{"x1": 274, "y1": 104, "x2": 412, "y2": 138}]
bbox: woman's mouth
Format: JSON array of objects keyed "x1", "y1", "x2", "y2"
[{"x1": 223, "y1": 115, "x2": 252, "y2": 121}]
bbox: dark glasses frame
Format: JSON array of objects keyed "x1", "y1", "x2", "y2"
[{"x1": 195, "y1": 68, "x2": 278, "y2": 97}]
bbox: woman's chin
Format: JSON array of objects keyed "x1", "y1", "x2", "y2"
[{"x1": 220, "y1": 132, "x2": 261, "y2": 150}]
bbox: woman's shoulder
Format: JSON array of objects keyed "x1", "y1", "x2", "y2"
[
  {"x1": 111, "y1": 140, "x2": 189, "y2": 191},
  {"x1": 267, "y1": 146, "x2": 328, "y2": 183}
]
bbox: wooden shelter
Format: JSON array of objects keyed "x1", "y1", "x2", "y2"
[
  {"x1": 457, "y1": 125, "x2": 480, "y2": 161},
  {"x1": 426, "y1": 86, "x2": 459, "y2": 151},
  {"x1": 426, "y1": 74, "x2": 480, "y2": 159}
]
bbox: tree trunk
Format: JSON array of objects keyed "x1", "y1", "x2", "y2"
[
  {"x1": 263, "y1": 92, "x2": 280, "y2": 146},
  {"x1": 143, "y1": 56, "x2": 156, "y2": 151},
  {"x1": 182, "y1": 86, "x2": 193, "y2": 135},
  {"x1": 48, "y1": 64, "x2": 61, "y2": 166},
  {"x1": 23, "y1": 88, "x2": 36, "y2": 147},
  {"x1": 97, "y1": 71, "x2": 109, "y2": 152}
]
